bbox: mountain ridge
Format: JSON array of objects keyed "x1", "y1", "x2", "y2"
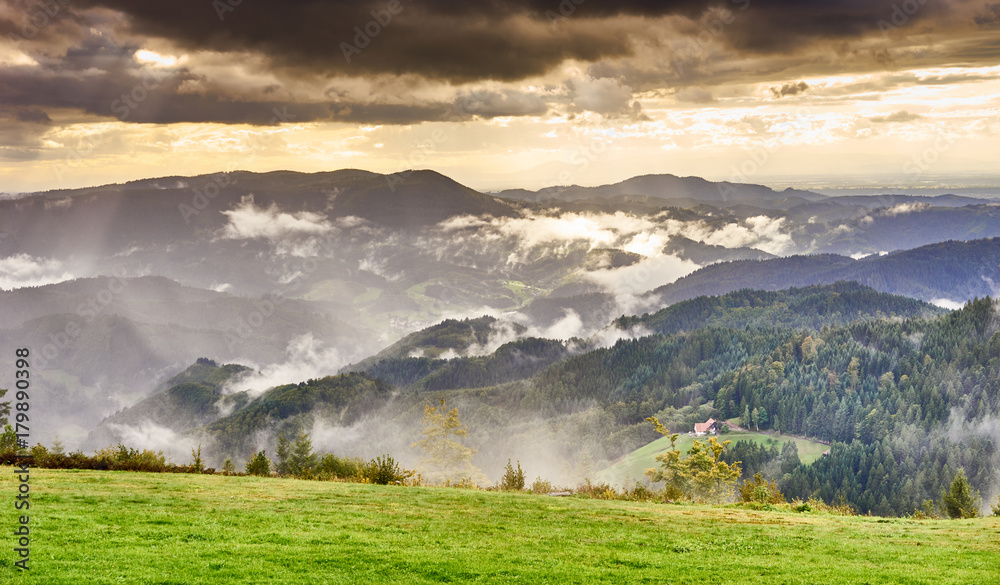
[
  {"x1": 653, "y1": 238, "x2": 1000, "y2": 304},
  {"x1": 495, "y1": 172, "x2": 828, "y2": 209}
]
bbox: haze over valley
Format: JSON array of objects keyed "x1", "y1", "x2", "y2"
[
  {"x1": 4, "y1": 0, "x2": 1000, "y2": 527},
  {"x1": 2, "y1": 166, "x2": 999, "y2": 517}
]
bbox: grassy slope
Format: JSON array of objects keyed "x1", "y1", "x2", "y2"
[
  {"x1": 3, "y1": 468, "x2": 999, "y2": 584},
  {"x1": 596, "y1": 431, "x2": 829, "y2": 485}
]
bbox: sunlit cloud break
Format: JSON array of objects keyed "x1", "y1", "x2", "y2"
[{"x1": 440, "y1": 210, "x2": 796, "y2": 261}]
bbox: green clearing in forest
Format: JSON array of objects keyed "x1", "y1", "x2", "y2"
[{"x1": 596, "y1": 431, "x2": 829, "y2": 485}]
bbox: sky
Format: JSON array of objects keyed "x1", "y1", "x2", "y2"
[{"x1": 2, "y1": 0, "x2": 1000, "y2": 193}]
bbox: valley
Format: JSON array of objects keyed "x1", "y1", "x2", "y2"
[
  {"x1": 6, "y1": 1, "x2": 1000, "y2": 580},
  {"x1": 1, "y1": 169, "x2": 999, "y2": 520}
]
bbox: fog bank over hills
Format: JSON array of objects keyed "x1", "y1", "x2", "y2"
[{"x1": 2, "y1": 168, "x2": 999, "y2": 450}]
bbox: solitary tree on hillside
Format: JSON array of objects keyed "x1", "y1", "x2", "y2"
[
  {"x1": 51, "y1": 435, "x2": 66, "y2": 456},
  {"x1": 190, "y1": 444, "x2": 204, "y2": 473},
  {"x1": 245, "y1": 451, "x2": 271, "y2": 476},
  {"x1": 942, "y1": 469, "x2": 981, "y2": 519},
  {"x1": 412, "y1": 399, "x2": 486, "y2": 485},
  {"x1": 500, "y1": 459, "x2": 526, "y2": 491},
  {"x1": 645, "y1": 416, "x2": 741, "y2": 503},
  {"x1": 288, "y1": 430, "x2": 317, "y2": 477},
  {"x1": 275, "y1": 432, "x2": 291, "y2": 476}
]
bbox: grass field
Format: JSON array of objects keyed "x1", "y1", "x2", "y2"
[
  {"x1": 596, "y1": 431, "x2": 829, "y2": 485},
  {"x1": 2, "y1": 468, "x2": 999, "y2": 584}
]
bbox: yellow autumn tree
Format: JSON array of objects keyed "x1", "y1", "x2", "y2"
[
  {"x1": 412, "y1": 399, "x2": 486, "y2": 486},
  {"x1": 644, "y1": 416, "x2": 741, "y2": 503}
]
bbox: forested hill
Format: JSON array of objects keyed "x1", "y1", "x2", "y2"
[
  {"x1": 206, "y1": 373, "x2": 394, "y2": 456},
  {"x1": 360, "y1": 284, "x2": 941, "y2": 395},
  {"x1": 653, "y1": 238, "x2": 1000, "y2": 304},
  {"x1": 92, "y1": 289, "x2": 1000, "y2": 517},
  {"x1": 361, "y1": 337, "x2": 571, "y2": 391},
  {"x1": 618, "y1": 282, "x2": 945, "y2": 335},
  {"x1": 85, "y1": 359, "x2": 252, "y2": 450},
  {"x1": 527, "y1": 297, "x2": 1000, "y2": 515},
  {"x1": 344, "y1": 316, "x2": 526, "y2": 373}
]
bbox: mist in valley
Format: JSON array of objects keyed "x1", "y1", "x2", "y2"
[{"x1": 2, "y1": 170, "x2": 1000, "y2": 511}]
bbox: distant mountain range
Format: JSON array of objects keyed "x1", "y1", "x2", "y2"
[
  {"x1": 7, "y1": 167, "x2": 998, "y2": 518},
  {"x1": 3, "y1": 167, "x2": 1000, "y2": 450},
  {"x1": 495, "y1": 173, "x2": 828, "y2": 209},
  {"x1": 652, "y1": 238, "x2": 1000, "y2": 305},
  {"x1": 79, "y1": 282, "x2": 975, "y2": 507}
]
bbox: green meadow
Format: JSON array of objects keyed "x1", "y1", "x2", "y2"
[
  {"x1": 596, "y1": 430, "x2": 829, "y2": 485},
  {"x1": 2, "y1": 467, "x2": 999, "y2": 584}
]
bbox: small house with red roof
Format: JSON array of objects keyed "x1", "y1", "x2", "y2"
[{"x1": 692, "y1": 418, "x2": 717, "y2": 437}]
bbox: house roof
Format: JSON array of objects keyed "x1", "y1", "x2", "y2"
[{"x1": 694, "y1": 418, "x2": 716, "y2": 433}]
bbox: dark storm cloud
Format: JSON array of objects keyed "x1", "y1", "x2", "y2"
[
  {"x1": 69, "y1": 0, "x2": 973, "y2": 82},
  {"x1": 69, "y1": 0, "x2": 637, "y2": 82},
  {"x1": 0, "y1": 106, "x2": 53, "y2": 161},
  {"x1": 975, "y1": 3, "x2": 1000, "y2": 26},
  {"x1": 0, "y1": 66, "x2": 453, "y2": 125},
  {"x1": 0, "y1": 24, "x2": 454, "y2": 125},
  {"x1": 0, "y1": 0, "x2": 989, "y2": 126},
  {"x1": 11, "y1": 107, "x2": 51, "y2": 124},
  {"x1": 0, "y1": 0, "x2": 88, "y2": 46}
]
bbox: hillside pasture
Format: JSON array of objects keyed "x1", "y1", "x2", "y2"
[{"x1": 3, "y1": 468, "x2": 998, "y2": 584}]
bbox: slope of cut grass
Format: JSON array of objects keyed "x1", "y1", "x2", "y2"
[
  {"x1": 2, "y1": 468, "x2": 999, "y2": 584},
  {"x1": 596, "y1": 431, "x2": 829, "y2": 485}
]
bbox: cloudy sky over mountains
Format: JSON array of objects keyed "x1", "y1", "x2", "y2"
[{"x1": 2, "y1": 0, "x2": 1000, "y2": 191}]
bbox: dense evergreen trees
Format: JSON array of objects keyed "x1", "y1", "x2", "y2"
[
  {"x1": 536, "y1": 296, "x2": 999, "y2": 515},
  {"x1": 207, "y1": 372, "x2": 392, "y2": 454},
  {"x1": 618, "y1": 282, "x2": 942, "y2": 335},
  {"x1": 365, "y1": 337, "x2": 569, "y2": 391},
  {"x1": 88, "y1": 285, "x2": 1000, "y2": 516}
]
